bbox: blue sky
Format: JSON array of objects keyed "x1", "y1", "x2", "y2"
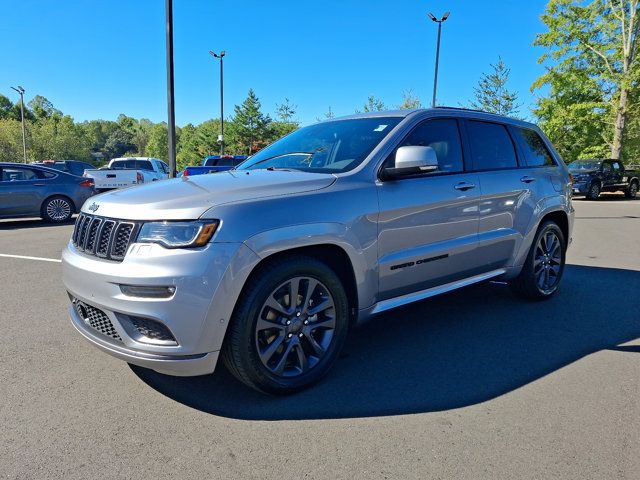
[{"x1": 0, "y1": 0, "x2": 549, "y2": 126}]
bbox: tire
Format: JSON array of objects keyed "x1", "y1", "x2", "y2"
[
  {"x1": 625, "y1": 180, "x2": 638, "y2": 199},
  {"x1": 222, "y1": 255, "x2": 349, "y2": 395},
  {"x1": 585, "y1": 181, "x2": 601, "y2": 200},
  {"x1": 41, "y1": 195, "x2": 74, "y2": 223},
  {"x1": 509, "y1": 221, "x2": 566, "y2": 301}
]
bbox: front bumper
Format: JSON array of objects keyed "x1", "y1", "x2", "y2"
[{"x1": 62, "y1": 240, "x2": 260, "y2": 376}]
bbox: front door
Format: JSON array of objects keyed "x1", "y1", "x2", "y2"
[
  {"x1": 376, "y1": 118, "x2": 481, "y2": 300},
  {"x1": 0, "y1": 166, "x2": 47, "y2": 217}
]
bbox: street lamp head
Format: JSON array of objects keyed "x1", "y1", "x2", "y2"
[
  {"x1": 11, "y1": 85, "x2": 25, "y2": 95},
  {"x1": 428, "y1": 12, "x2": 437, "y2": 22},
  {"x1": 442, "y1": 11, "x2": 450, "y2": 21},
  {"x1": 220, "y1": 50, "x2": 226, "y2": 57}
]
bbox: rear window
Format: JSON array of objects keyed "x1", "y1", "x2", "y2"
[
  {"x1": 466, "y1": 121, "x2": 518, "y2": 170},
  {"x1": 512, "y1": 127, "x2": 556, "y2": 167},
  {"x1": 111, "y1": 159, "x2": 154, "y2": 171}
]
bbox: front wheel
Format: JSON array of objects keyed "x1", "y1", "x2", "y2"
[
  {"x1": 222, "y1": 255, "x2": 349, "y2": 395},
  {"x1": 41, "y1": 196, "x2": 73, "y2": 223},
  {"x1": 509, "y1": 221, "x2": 566, "y2": 300},
  {"x1": 625, "y1": 181, "x2": 638, "y2": 199}
]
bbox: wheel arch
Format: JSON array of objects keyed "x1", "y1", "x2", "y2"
[
  {"x1": 241, "y1": 243, "x2": 360, "y2": 326},
  {"x1": 40, "y1": 193, "x2": 77, "y2": 216}
]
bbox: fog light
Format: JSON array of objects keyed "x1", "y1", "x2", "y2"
[{"x1": 119, "y1": 285, "x2": 176, "y2": 298}]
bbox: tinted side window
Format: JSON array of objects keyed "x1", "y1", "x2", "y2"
[
  {"x1": 467, "y1": 121, "x2": 517, "y2": 170},
  {"x1": 602, "y1": 162, "x2": 612, "y2": 173},
  {"x1": 204, "y1": 158, "x2": 217, "y2": 167},
  {"x1": 136, "y1": 160, "x2": 154, "y2": 171},
  {"x1": 398, "y1": 118, "x2": 464, "y2": 173},
  {"x1": 512, "y1": 127, "x2": 556, "y2": 167},
  {"x1": 612, "y1": 162, "x2": 621, "y2": 171},
  {"x1": 1, "y1": 167, "x2": 41, "y2": 181}
]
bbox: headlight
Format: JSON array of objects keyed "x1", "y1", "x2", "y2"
[{"x1": 137, "y1": 221, "x2": 219, "y2": 248}]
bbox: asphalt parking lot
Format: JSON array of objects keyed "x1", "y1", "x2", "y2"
[{"x1": 1, "y1": 197, "x2": 639, "y2": 479}]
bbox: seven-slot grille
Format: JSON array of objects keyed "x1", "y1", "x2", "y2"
[{"x1": 72, "y1": 213, "x2": 139, "y2": 261}]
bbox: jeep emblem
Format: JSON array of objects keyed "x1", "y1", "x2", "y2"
[{"x1": 88, "y1": 202, "x2": 100, "y2": 213}]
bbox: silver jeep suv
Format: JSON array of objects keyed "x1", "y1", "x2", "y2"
[{"x1": 63, "y1": 108, "x2": 574, "y2": 394}]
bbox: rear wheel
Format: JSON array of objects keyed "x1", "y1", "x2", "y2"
[
  {"x1": 509, "y1": 221, "x2": 566, "y2": 300},
  {"x1": 41, "y1": 196, "x2": 73, "y2": 223},
  {"x1": 625, "y1": 180, "x2": 638, "y2": 199},
  {"x1": 222, "y1": 255, "x2": 349, "y2": 395},
  {"x1": 585, "y1": 181, "x2": 601, "y2": 200}
]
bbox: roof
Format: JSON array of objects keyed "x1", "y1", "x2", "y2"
[{"x1": 331, "y1": 107, "x2": 537, "y2": 129}]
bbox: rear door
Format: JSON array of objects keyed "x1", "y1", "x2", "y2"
[
  {"x1": 601, "y1": 161, "x2": 615, "y2": 188},
  {"x1": 377, "y1": 118, "x2": 482, "y2": 300},
  {"x1": 463, "y1": 119, "x2": 535, "y2": 270},
  {"x1": 610, "y1": 161, "x2": 625, "y2": 188}
]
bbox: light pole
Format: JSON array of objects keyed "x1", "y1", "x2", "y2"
[
  {"x1": 10, "y1": 85, "x2": 27, "y2": 163},
  {"x1": 165, "y1": 0, "x2": 177, "y2": 177},
  {"x1": 428, "y1": 11, "x2": 450, "y2": 108},
  {"x1": 209, "y1": 50, "x2": 226, "y2": 155}
]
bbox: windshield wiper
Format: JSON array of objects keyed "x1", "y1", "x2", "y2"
[
  {"x1": 248, "y1": 152, "x2": 315, "y2": 167},
  {"x1": 265, "y1": 166, "x2": 301, "y2": 172}
]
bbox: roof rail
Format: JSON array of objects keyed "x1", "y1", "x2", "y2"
[{"x1": 434, "y1": 106, "x2": 494, "y2": 115}]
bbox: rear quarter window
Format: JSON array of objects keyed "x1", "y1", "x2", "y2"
[{"x1": 512, "y1": 127, "x2": 556, "y2": 167}]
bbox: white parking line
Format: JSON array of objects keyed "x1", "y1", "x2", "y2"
[{"x1": 0, "y1": 253, "x2": 62, "y2": 263}]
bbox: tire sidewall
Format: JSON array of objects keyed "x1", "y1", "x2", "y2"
[
  {"x1": 528, "y1": 222, "x2": 566, "y2": 298},
  {"x1": 42, "y1": 196, "x2": 73, "y2": 222},
  {"x1": 588, "y1": 182, "x2": 600, "y2": 199},
  {"x1": 229, "y1": 257, "x2": 349, "y2": 394}
]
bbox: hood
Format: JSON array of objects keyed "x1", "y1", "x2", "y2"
[{"x1": 82, "y1": 170, "x2": 337, "y2": 220}]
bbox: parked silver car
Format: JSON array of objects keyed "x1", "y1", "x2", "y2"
[
  {"x1": 0, "y1": 163, "x2": 95, "y2": 222},
  {"x1": 62, "y1": 108, "x2": 574, "y2": 394}
]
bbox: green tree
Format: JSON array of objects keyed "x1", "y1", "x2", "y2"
[
  {"x1": 0, "y1": 94, "x2": 13, "y2": 120},
  {"x1": 176, "y1": 123, "x2": 200, "y2": 170},
  {"x1": 316, "y1": 106, "x2": 335, "y2": 122},
  {"x1": 533, "y1": 0, "x2": 640, "y2": 160},
  {"x1": 229, "y1": 89, "x2": 272, "y2": 154},
  {"x1": 145, "y1": 123, "x2": 169, "y2": 160},
  {"x1": 28, "y1": 95, "x2": 61, "y2": 119},
  {"x1": 0, "y1": 119, "x2": 24, "y2": 162},
  {"x1": 360, "y1": 95, "x2": 386, "y2": 112},
  {"x1": 272, "y1": 97, "x2": 299, "y2": 140},
  {"x1": 29, "y1": 115, "x2": 91, "y2": 160},
  {"x1": 104, "y1": 129, "x2": 135, "y2": 159},
  {"x1": 398, "y1": 90, "x2": 422, "y2": 109},
  {"x1": 470, "y1": 57, "x2": 520, "y2": 116}
]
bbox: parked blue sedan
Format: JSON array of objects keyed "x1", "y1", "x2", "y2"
[{"x1": 0, "y1": 163, "x2": 95, "y2": 222}]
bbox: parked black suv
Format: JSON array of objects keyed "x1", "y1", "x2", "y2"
[{"x1": 568, "y1": 159, "x2": 639, "y2": 199}]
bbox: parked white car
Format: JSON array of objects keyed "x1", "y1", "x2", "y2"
[{"x1": 83, "y1": 157, "x2": 170, "y2": 191}]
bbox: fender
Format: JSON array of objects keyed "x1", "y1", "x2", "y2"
[{"x1": 243, "y1": 222, "x2": 378, "y2": 310}]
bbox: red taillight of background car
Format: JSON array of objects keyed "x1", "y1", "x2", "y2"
[
  {"x1": 136, "y1": 172, "x2": 144, "y2": 184},
  {"x1": 182, "y1": 169, "x2": 189, "y2": 176},
  {"x1": 79, "y1": 179, "x2": 94, "y2": 187}
]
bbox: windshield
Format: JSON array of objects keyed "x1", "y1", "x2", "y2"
[
  {"x1": 568, "y1": 160, "x2": 602, "y2": 170},
  {"x1": 237, "y1": 117, "x2": 402, "y2": 173}
]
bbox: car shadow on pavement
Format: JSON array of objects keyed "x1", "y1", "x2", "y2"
[
  {"x1": 0, "y1": 217, "x2": 76, "y2": 230},
  {"x1": 131, "y1": 264, "x2": 640, "y2": 420}
]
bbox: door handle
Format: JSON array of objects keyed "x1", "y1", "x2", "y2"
[
  {"x1": 33, "y1": 183, "x2": 45, "y2": 186},
  {"x1": 520, "y1": 176, "x2": 536, "y2": 183},
  {"x1": 454, "y1": 182, "x2": 476, "y2": 191}
]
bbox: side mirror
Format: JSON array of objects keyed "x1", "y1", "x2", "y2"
[{"x1": 381, "y1": 146, "x2": 439, "y2": 180}]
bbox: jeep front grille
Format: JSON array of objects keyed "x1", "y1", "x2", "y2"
[{"x1": 72, "y1": 214, "x2": 139, "y2": 262}]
